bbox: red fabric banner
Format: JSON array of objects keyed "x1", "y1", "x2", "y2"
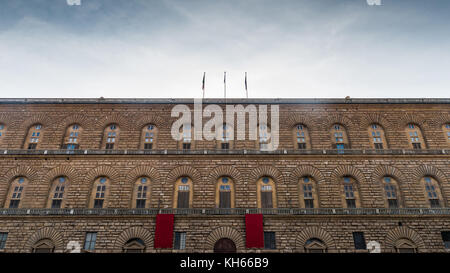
[
  {"x1": 154, "y1": 214, "x2": 174, "y2": 248},
  {"x1": 245, "y1": 214, "x2": 264, "y2": 248}
]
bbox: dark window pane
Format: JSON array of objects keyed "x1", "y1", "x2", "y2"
[
  {"x1": 261, "y1": 191, "x2": 273, "y2": 208},
  {"x1": 51, "y1": 199, "x2": 62, "y2": 208},
  {"x1": 136, "y1": 199, "x2": 146, "y2": 208},
  {"x1": 105, "y1": 143, "x2": 114, "y2": 149},
  {"x1": 177, "y1": 191, "x2": 190, "y2": 208},
  {"x1": 221, "y1": 143, "x2": 229, "y2": 149},
  {"x1": 441, "y1": 232, "x2": 450, "y2": 249},
  {"x1": 304, "y1": 199, "x2": 314, "y2": 208},
  {"x1": 182, "y1": 143, "x2": 191, "y2": 150},
  {"x1": 84, "y1": 232, "x2": 97, "y2": 251},
  {"x1": 388, "y1": 199, "x2": 398, "y2": 208},
  {"x1": 28, "y1": 143, "x2": 37, "y2": 150},
  {"x1": 412, "y1": 143, "x2": 421, "y2": 149},
  {"x1": 264, "y1": 232, "x2": 276, "y2": 249},
  {"x1": 430, "y1": 199, "x2": 441, "y2": 208},
  {"x1": 374, "y1": 143, "x2": 383, "y2": 149},
  {"x1": 353, "y1": 232, "x2": 366, "y2": 250},
  {"x1": 94, "y1": 199, "x2": 104, "y2": 208},
  {"x1": 0, "y1": 232, "x2": 8, "y2": 249},
  {"x1": 144, "y1": 143, "x2": 153, "y2": 150},
  {"x1": 174, "y1": 232, "x2": 186, "y2": 250},
  {"x1": 346, "y1": 199, "x2": 356, "y2": 208},
  {"x1": 297, "y1": 143, "x2": 306, "y2": 149},
  {"x1": 219, "y1": 191, "x2": 231, "y2": 208},
  {"x1": 9, "y1": 200, "x2": 20, "y2": 208}
]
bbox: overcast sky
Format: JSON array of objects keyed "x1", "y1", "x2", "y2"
[{"x1": 0, "y1": 0, "x2": 449, "y2": 98}]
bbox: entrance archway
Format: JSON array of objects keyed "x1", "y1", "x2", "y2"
[{"x1": 214, "y1": 238, "x2": 236, "y2": 253}]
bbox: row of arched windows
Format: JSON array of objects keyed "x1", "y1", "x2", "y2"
[
  {"x1": 4, "y1": 175, "x2": 445, "y2": 209},
  {"x1": 0, "y1": 122, "x2": 448, "y2": 150}
]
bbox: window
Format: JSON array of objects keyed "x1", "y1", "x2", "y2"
[
  {"x1": 264, "y1": 232, "x2": 276, "y2": 250},
  {"x1": 422, "y1": 176, "x2": 442, "y2": 208},
  {"x1": 90, "y1": 177, "x2": 108, "y2": 208},
  {"x1": 216, "y1": 177, "x2": 234, "y2": 208},
  {"x1": 383, "y1": 177, "x2": 400, "y2": 208},
  {"x1": 0, "y1": 232, "x2": 7, "y2": 250},
  {"x1": 331, "y1": 124, "x2": 349, "y2": 150},
  {"x1": 62, "y1": 124, "x2": 82, "y2": 149},
  {"x1": 353, "y1": 232, "x2": 366, "y2": 250},
  {"x1": 123, "y1": 238, "x2": 145, "y2": 253},
  {"x1": 258, "y1": 124, "x2": 272, "y2": 150},
  {"x1": 342, "y1": 176, "x2": 360, "y2": 208},
  {"x1": 304, "y1": 238, "x2": 327, "y2": 253},
  {"x1": 218, "y1": 124, "x2": 233, "y2": 149},
  {"x1": 133, "y1": 177, "x2": 150, "y2": 208},
  {"x1": 0, "y1": 123, "x2": 6, "y2": 146},
  {"x1": 174, "y1": 232, "x2": 186, "y2": 250},
  {"x1": 258, "y1": 177, "x2": 276, "y2": 208},
  {"x1": 25, "y1": 124, "x2": 43, "y2": 149},
  {"x1": 405, "y1": 123, "x2": 426, "y2": 149},
  {"x1": 368, "y1": 124, "x2": 387, "y2": 149},
  {"x1": 293, "y1": 124, "x2": 310, "y2": 149},
  {"x1": 174, "y1": 177, "x2": 193, "y2": 208},
  {"x1": 83, "y1": 232, "x2": 97, "y2": 251},
  {"x1": 141, "y1": 124, "x2": 158, "y2": 150},
  {"x1": 179, "y1": 123, "x2": 193, "y2": 150},
  {"x1": 300, "y1": 176, "x2": 317, "y2": 208},
  {"x1": 443, "y1": 124, "x2": 450, "y2": 145},
  {"x1": 441, "y1": 231, "x2": 450, "y2": 249},
  {"x1": 103, "y1": 124, "x2": 119, "y2": 149},
  {"x1": 6, "y1": 177, "x2": 27, "y2": 208},
  {"x1": 49, "y1": 177, "x2": 68, "y2": 209}
]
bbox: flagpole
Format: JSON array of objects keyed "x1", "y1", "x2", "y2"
[
  {"x1": 224, "y1": 71, "x2": 226, "y2": 100},
  {"x1": 202, "y1": 72, "x2": 205, "y2": 99},
  {"x1": 245, "y1": 72, "x2": 248, "y2": 98}
]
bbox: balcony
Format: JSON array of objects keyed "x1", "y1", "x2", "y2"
[{"x1": 1, "y1": 208, "x2": 450, "y2": 216}]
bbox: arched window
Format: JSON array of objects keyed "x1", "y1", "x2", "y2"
[
  {"x1": 133, "y1": 177, "x2": 150, "y2": 208},
  {"x1": 382, "y1": 177, "x2": 401, "y2": 208},
  {"x1": 62, "y1": 124, "x2": 82, "y2": 150},
  {"x1": 179, "y1": 123, "x2": 193, "y2": 150},
  {"x1": 304, "y1": 238, "x2": 327, "y2": 253},
  {"x1": 422, "y1": 176, "x2": 443, "y2": 208},
  {"x1": 123, "y1": 238, "x2": 146, "y2": 253},
  {"x1": 293, "y1": 124, "x2": 310, "y2": 149},
  {"x1": 216, "y1": 177, "x2": 234, "y2": 208},
  {"x1": 32, "y1": 239, "x2": 55, "y2": 253},
  {"x1": 299, "y1": 176, "x2": 318, "y2": 208},
  {"x1": 342, "y1": 176, "x2": 360, "y2": 208},
  {"x1": 395, "y1": 238, "x2": 417, "y2": 253},
  {"x1": 405, "y1": 123, "x2": 426, "y2": 149},
  {"x1": 0, "y1": 123, "x2": 6, "y2": 146},
  {"x1": 48, "y1": 176, "x2": 68, "y2": 209},
  {"x1": 24, "y1": 124, "x2": 43, "y2": 149},
  {"x1": 5, "y1": 177, "x2": 28, "y2": 208},
  {"x1": 103, "y1": 124, "x2": 119, "y2": 149},
  {"x1": 330, "y1": 124, "x2": 349, "y2": 151},
  {"x1": 368, "y1": 123, "x2": 388, "y2": 149},
  {"x1": 217, "y1": 124, "x2": 233, "y2": 150},
  {"x1": 443, "y1": 123, "x2": 450, "y2": 145},
  {"x1": 174, "y1": 177, "x2": 193, "y2": 208},
  {"x1": 257, "y1": 177, "x2": 277, "y2": 208},
  {"x1": 90, "y1": 177, "x2": 109, "y2": 208},
  {"x1": 257, "y1": 124, "x2": 272, "y2": 150},
  {"x1": 141, "y1": 124, "x2": 158, "y2": 150}
]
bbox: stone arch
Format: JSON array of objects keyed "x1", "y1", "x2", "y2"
[
  {"x1": 359, "y1": 113, "x2": 392, "y2": 129},
  {"x1": 430, "y1": 113, "x2": 450, "y2": 128},
  {"x1": 248, "y1": 165, "x2": 283, "y2": 184},
  {"x1": 0, "y1": 113, "x2": 16, "y2": 128},
  {"x1": 56, "y1": 114, "x2": 93, "y2": 130},
  {"x1": 24, "y1": 227, "x2": 65, "y2": 253},
  {"x1": 126, "y1": 166, "x2": 161, "y2": 184},
  {"x1": 372, "y1": 165, "x2": 406, "y2": 185},
  {"x1": 96, "y1": 113, "x2": 133, "y2": 130},
  {"x1": 136, "y1": 114, "x2": 167, "y2": 129},
  {"x1": 285, "y1": 113, "x2": 314, "y2": 129},
  {"x1": 166, "y1": 165, "x2": 202, "y2": 184},
  {"x1": 384, "y1": 226, "x2": 425, "y2": 252},
  {"x1": 204, "y1": 227, "x2": 245, "y2": 252},
  {"x1": 295, "y1": 227, "x2": 335, "y2": 252},
  {"x1": 43, "y1": 165, "x2": 81, "y2": 184},
  {"x1": 17, "y1": 113, "x2": 54, "y2": 130},
  {"x1": 289, "y1": 165, "x2": 325, "y2": 185},
  {"x1": 412, "y1": 165, "x2": 448, "y2": 206},
  {"x1": 397, "y1": 113, "x2": 427, "y2": 129},
  {"x1": 330, "y1": 165, "x2": 367, "y2": 185},
  {"x1": 85, "y1": 165, "x2": 121, "y2": 183},
  {"x1": 114, "y1": 226, "x2": 154, "y2": 252},
  {"x1": 207, "y1": 165, "x2": 242, "y2": 185},
  {"x1": 323, "y1": 114, "x2": 354, "y2": 130},
  {"x1": 1, "y1": 165, "x2": 39, "y2": 207}
]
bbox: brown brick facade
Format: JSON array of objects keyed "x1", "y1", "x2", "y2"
[{"x1": 0, "y1": 98, "x2": 449, "y2": 253}]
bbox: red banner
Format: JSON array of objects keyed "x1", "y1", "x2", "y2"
[
  {"x1": 245, "y1": 214, "x2": 264, "y2": 248},
  {"x1": 154, "y1": 214, "x2": 174, "y2": 248}
]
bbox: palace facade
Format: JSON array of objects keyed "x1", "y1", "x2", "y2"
[{"x1": 0, "y1": 98, "x2": 449, "y2": 253}]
